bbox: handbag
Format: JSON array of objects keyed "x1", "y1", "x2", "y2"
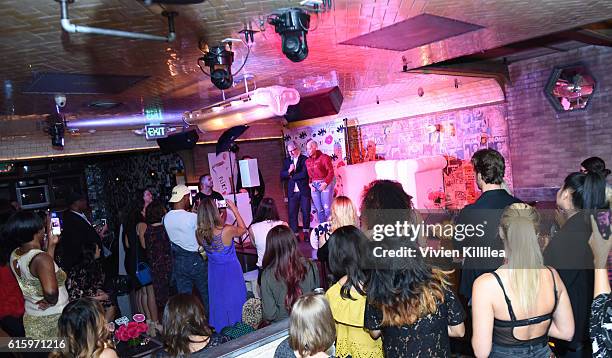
[
  {"x1": 136, "y1": 262, "x2": 152, "y2": 286},
  {"x1": 135, "y1": 242, "x2": 153, "y2": 286}
]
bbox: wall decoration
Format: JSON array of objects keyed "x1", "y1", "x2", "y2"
[
  {"x1": 347, "y1": 104, "x2": 510, "y2": 208},
  {"x1": 85, "y1": 151, "x2": 184, "y2": 232}
]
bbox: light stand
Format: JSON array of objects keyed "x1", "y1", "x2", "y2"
[{"x1": 227, "y1": 142, "x2": 248, "y2": 246}]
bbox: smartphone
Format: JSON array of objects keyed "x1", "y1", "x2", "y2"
[
  {"x1": 595, "y1": 209, "x2": 611, "y2": 240},
  {"x1": 50, "y1": 212, "x2": 62, "y2": 236},
  {"x1": 101, "y1": 218, "x2": 107, "y2": 226},
  {"x1": 216, "y1": 199, "x2": 228, "y2": 209}
]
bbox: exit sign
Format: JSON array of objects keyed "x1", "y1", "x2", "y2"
[{"x1": 145, "y1": 125, "x2": 168, "y2": 140}]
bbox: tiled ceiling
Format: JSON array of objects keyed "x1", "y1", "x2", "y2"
[{"x1": 0, "y1": 0, "x2": 611, "y2": 119}]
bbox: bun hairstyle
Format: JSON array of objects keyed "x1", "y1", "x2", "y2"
[{"x1": 581, "y1": 156, "x2": 611, "y2": 177}]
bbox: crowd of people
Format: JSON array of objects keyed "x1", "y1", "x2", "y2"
[{"x1": 0, "y1": 143, "x2": 610, "y2": 358}]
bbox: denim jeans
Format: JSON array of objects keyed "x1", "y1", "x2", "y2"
[
  {"x1": 171, "y1": 243, "x2": 209, "y2": 314},
  {"x1": 490, "y1": 342, "x2": 552, "y2": 358},
  {"x1": 311, "y1": 180, "x2": 334, "y2": 224}
]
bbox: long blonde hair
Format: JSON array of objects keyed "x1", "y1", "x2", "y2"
[
  {"x1": 51, "y1": 298, "x2": 113, "y2": 358},
  {"x1": 288, "y1": 293, "x2": 336, "y2": 358},
  {"x1": 499, "y1": 203, "x2": 543, "y2": 313},
  {"x1": 196, "y1": 198, "x2": 224, "y2": 246},
  {"x1": 330, "y1": 196, "x2": 357, "y2": 232}
]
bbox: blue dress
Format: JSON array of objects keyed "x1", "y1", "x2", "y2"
[{"x1": 203, "y1": 228, "x2": 247, "y2": 332}]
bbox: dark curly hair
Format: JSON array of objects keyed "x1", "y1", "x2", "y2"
[
  {"x1": 366, "y1": 238, "x2": 449, "y2": 326},
  {"x1": 360, "y1": 180, "x2": 415, "y2": 231},
  {"x1": 471, "y1": 149, "x2": 505, "y2": 185}
]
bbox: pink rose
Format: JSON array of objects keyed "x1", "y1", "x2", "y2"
[
  {"x1": 127, "y1": 326, "x2": 140, "y2": 339},
  {"x1": 137, "y1": 323, "x2": 148, "y2": 334},
  {"x1": 325, "y1": 135, "x2": 333, "y2": 144},
  {"x1": 116, "y1": 328, "x2": 129, "y2": 342},
  {"x1": 127, "y1": 321, "x2": 138, "y2": 329}
]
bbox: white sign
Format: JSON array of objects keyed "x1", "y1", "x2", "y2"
[
  {"x1": 239, "y1": 159, "x2": 260, "y2": 188},
  {"x1": 207, "y1": 152, "x2": 238, "y2": 196}
]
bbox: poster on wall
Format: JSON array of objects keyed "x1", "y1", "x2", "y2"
[
  {"x1": 282, "y1": 119, "x2": 347, "y2": 226},
  {"x1": 207, "y1": 152, "x2": 238, "y2": 196}
]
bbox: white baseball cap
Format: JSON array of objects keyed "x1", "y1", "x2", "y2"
[{"x1": 169, "y1": 185, "x2": 190, "y2": 203}]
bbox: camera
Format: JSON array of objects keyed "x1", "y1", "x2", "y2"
[
  {"x1": 268, "y1": 8, "x2": 310, "y2": 62},
  {"x1": 216, "y1": 199, "x2": 228, "y2": 209},
  {"x1": 54, "y1": 94, "x2": 67, "y2": 108},
  {"x1": 199, "y1": 44, "x2": 234, "y2": 90}
]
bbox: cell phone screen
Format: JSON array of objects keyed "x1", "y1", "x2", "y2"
[
  {"x1": 51, "y1": 212, "x2": 62, "y2": 236},
  {"x1": 596, "y1": 210, "x2": 611, "y2": 240}
]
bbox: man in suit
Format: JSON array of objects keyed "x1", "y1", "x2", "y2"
[
  {"x1": 57, "y1": 192, "x2": 105, "y2": 271},
  {"x1": 281, "y1": 141, "x2": 311, "y2": 240},
  {"x1": 455, "y1": 149, "x2": 522, "y2": 302}
]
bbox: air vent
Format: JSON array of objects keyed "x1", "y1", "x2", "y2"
[{"x1": 341, "y1": 14, "x2": 483, "y2": 51}]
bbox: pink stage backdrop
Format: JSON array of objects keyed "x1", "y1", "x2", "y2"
[
  {"x1": 282, "y1": 119, "x2": 347, "y2": 226},
  {"x1": 348, "y1": 104, "x2": 511, "y2": 209}
]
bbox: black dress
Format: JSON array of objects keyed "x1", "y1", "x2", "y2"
[
  {"x1": 124, "y1": 222, "x2": 148, "y2": 289},
  {"x1": 364, "y1": 288, "x2": 466, "y2": 358}
]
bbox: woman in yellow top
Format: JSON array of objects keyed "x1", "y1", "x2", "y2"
[{"x1": 325, "y1": 225, "x2": 383, "y2": 358}]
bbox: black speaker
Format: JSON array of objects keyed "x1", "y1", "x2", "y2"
[
  {"x1": 284, "y1": 86, "x2": 343, "y2": 122},
  {"x1": 157, "y1": 129, "x2": 198, "y2": 153}
]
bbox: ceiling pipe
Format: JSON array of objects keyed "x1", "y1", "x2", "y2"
[
  {"x1": 58, "y1": 0, "x2": 177, "y2": 42},
  {"x1": 65, "y1": 112, "x2": 187, "y2": 131}
]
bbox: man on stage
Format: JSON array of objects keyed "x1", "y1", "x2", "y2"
[
  {"x1": 305, "y1": 139, "x2": 335, "y2": 225},
  {"x1": 281, "y1": 141, "x2": 311, "y2": 241}
]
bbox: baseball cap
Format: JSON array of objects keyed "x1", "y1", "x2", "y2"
[{"x1": 169, "y1": 185, "x2": 190, "y2": 203}]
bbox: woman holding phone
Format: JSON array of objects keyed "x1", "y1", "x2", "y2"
[
  {"x1": 196, "y1": 198, "x2": 247, "y2": 332},
  {"x1": 0, "y1": 211, "x2": 69, "y2": 338}
]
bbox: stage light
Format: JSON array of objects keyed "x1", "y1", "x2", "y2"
[
  {"x1": 268, "y1": 8, "x2": 310, "y2": 62},
  {"x1": 198, "y1": 43, "x2": 235, "y2": 90}
]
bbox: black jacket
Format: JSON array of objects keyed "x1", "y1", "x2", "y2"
[
  {"x1": 455, "y1": 189, "x2": 522, "y2": 299},
  {"x1": 280, "y1": 155, "x2": 310, "y2": 195},
  {"x1": 57, "y1": 210, "x2": 103, "y2": 271},
  {"x1": 544, "y1": 213, "x2": 593, "y2": 351}
]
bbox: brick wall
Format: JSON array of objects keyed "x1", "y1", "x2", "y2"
[
  {"x1": 507, "y1": 45, "x2": 612, "y2": 201},
  {"x1": 191, "y1": 139, "x2": 289, "y2": 222}
]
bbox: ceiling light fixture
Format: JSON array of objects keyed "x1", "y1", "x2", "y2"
[
  {"x1": 198, "y1": 40, "x2": 250, "y2": 90},
  {"x1": 268, "y1": 8, "x2": 311, "y2": 62}
]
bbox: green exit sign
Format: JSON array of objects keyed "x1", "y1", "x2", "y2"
[{"x1": 145, "y1": 107, "x2": 163, "y2": 121}]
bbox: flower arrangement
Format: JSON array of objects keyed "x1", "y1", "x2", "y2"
[
  {"x1": 115, "y1": 314, "x2": 148, "y2": 347},
  {"x1": 427, "y1": 190, "x2": 447, "y2": 208}
]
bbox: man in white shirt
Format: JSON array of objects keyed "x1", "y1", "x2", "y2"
[
  {"x1": 164, "y1": 185, "x2": 209, "y2": 313},
  {"x1": 280, "y1": 141, "x2": 311, "y2": 240}
]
